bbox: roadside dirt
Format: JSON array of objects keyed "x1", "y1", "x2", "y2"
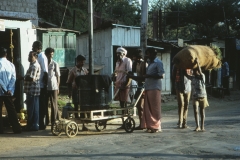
[{"x1": 0, "y1": 90, "x2": 240, "y2": 159}]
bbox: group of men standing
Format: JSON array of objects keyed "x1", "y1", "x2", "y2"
[
  {"x1": 113, "y1": 46, "x2": 213, "y2": 133},
  {"x1": 113, "y1": 47, "x2": 165, "y2": 133},
  {"x1": 0, "y1": 42, "x2": 230, "y2": 134},
  {"x1": 0, "y1": 41, "x2": 61, "y2": 133}
]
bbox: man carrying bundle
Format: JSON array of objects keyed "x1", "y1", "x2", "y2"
[
  {"x1": 172, "y1": 66, "x2": 192, "y2": 129},
  {"x1": 185, "y1": 58, "x2": 209, "y2": 132}
]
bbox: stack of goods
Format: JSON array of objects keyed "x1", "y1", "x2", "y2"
[{"x1": 172, "y1": 45, "x2": 222, "y2": 70}]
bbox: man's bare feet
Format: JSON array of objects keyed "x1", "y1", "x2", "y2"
[
  {"x1": 194, "y1": 127, "x2": 200, "y2": 131},
  {"x1": 201, "y1": 128, "x2": 206, "y2": 132}
]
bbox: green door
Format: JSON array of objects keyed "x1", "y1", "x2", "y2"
[{"x1": 42, "y1": 32, "x2": 76, "y2": 67}]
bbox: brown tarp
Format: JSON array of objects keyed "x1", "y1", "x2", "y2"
[{"x1": 172, "y1": 45, "x2": 222, "y2": 70}]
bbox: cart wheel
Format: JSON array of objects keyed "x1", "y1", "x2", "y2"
[
  {"x1": 95, "y1": 121, "x2": 107, "y2": 132},
  {"x1": 65, "y1": 121, "x2": 78, "y2": 138},
  {"x1": 51, "y1": 121, "x2": 62, "y2": 136},
  {"x1": 124, "y1": 117, "x2": 135, "y2": 133}
]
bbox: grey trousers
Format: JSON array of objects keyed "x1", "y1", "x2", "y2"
[{"x1": 47, "y1": 90, "x2": 59, "y2": 124}]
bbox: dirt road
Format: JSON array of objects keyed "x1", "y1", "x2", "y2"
[{"x1": 0, "y1": 91, "x2": 240, "y2": 159}]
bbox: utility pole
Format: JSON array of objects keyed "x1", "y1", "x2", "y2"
[
  {"x1": 88, "y1": 0, "x2": 94, "y2": 75},
  {"x1": 140, "y1": 0, "x2": 148, "y2": 55},
  {"x1": 158, "y1": 9, "x2": 162, "y2": 40},
  {"x1": 176, "y1": 6, "x2": 179, "y2": 38},
  {"x1": 222, "y1": 6, "x2": 229, "y2": 36}
]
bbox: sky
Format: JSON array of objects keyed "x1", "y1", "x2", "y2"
[{"x1": 137, "y1": 0, "x2": 155, "y2": 5}]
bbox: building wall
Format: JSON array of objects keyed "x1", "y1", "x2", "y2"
[
  {"x1": 77, "y1": 25, "x2": 172, "y2": 97},
  {"x1": 77, "y1": 26, "x2": 141, "y2": 75},
  {"x1": 41, "y1": 31, "x2": 77, "y2": 67},
  {"x1": 158, "y1": 52, "x2": 171, "y2": 94},
  {"x1": 112, "y1": 26, "x2": 140, "y2": 47},
  {"x1": 0, "y1": 0, "x2": 37, "y2": 109},
  {"x1": 1, "y1": 21, "x2": 36, "y2": 110},
  {"x1": 76, "y1": 28, "x2": 113, "y2": 75},
  {"x1": 0, "y1": 0, "x2": 38, "y2": 26}
]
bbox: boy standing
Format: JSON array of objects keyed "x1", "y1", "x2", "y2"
[
  {"x1": 45, "y1": 47, "x2": 60, "y2": 125},
  {"x1": 66, "y1": 55, "x2": 89, "y2": 131},
  {"x1": 186, "y1": 58, "x2": 209, "y2": 131}
]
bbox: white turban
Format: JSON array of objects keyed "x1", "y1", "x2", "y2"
[{"x1": 116, "y1": 47, "x2": 127, "y2": 55}]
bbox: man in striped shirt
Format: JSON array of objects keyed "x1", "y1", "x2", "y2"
[{"x1": 24, "y1": 51, "x2": 41, "y2": 131}]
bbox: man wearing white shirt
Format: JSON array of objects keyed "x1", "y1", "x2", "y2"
[
  {"x1": 32, "y1": 41, "x2": 48, "y2": 130},
  {"x1": 45, "y1": 47, "x2": 60, "y2": 124}
]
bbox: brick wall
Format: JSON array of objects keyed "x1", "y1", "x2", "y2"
[{"x1": 0, "y1": 0, "x2": 38, "y2": 26}]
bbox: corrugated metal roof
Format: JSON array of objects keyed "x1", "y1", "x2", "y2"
[
  {"x1": 120, "y1": 45, "x2": 164, "y2": 50},
  {"x1": 112, "y1": 24, "x2": 140, "y2": 29},
  {"x1": 147, "y1": 45, "x2": 164, "y2": 50},
  {"x1": 35, "y1": 27, "x2": 80, "y2": 34}
]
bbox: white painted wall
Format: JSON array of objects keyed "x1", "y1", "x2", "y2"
[
  {"x1": 19, "y1": 28, "x2": 36, "y2": 77},
  {"x1": 4, "y1": 20, "x2": 34, "y2": 74},
  {"x1": 158, "y1": 52, "x2": 171, "y2": 94},
  {"x1": 19, "y1": 28, "x2": 36, "y2": 109},
  {"x1": 4, "y1": 19, "x2": 32, "y2": 29}
]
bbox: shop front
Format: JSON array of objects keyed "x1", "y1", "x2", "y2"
[{"x1": 0, "y1": 19, "x2": 36, "y2": 111}]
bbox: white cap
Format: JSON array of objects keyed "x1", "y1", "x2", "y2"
[{"x1": 116, "y1": 47, "x2": 127, "y2": 55}]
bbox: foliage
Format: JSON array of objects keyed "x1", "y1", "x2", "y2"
[
  {"x1": 93, "y1": 0, "x2": 141, "y2": 25},
  {"x1": 58, "y1": 99, "x2": 67, "y2": 109},
  {"x1": 38, "y1": 0, "x2": 141, "y2": 32},
  {"x1": 210, "y1": 45, "x2": 222, "y2": 60},
  {"x1": 38, "y1": 0, "x2": 240, "y2": 40},
  {"x1": 149, "y1": 0, "x2": 240, "y2": 40}
]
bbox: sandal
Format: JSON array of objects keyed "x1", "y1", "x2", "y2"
[
  {"x1": 193, "y1": 127, "x2": 200, "y2": 132},
  {"x1": 149, "y1": 129, "x2": 160, "y2": 133}
]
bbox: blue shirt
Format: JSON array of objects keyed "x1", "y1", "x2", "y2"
[
  {"x1": 145, "y1": 57, "x2": 165, "y2": 91},
  {"x1": 221, "y1": 62, "x2": 229, "y2": 77},
  {"x1": 0, "y1": 58, "x2": 16, "y2": 96}
]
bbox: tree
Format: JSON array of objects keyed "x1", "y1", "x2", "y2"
[
  {"x1": 38, "y1": 0, "x2": 141, "y2": 32},
  {"x1": 149, "y1": 0, "x2": 240, "y2": 40}
]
